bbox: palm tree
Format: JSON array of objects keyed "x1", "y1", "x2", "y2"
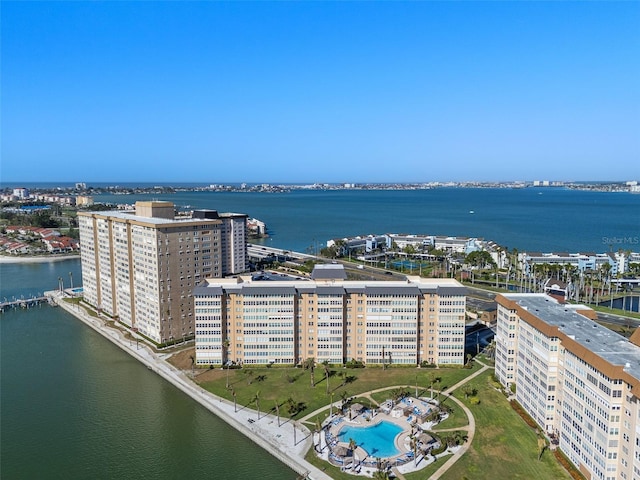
[
  {"x1": 231, "y1": 388, "x2": 237, "y2": 412},
  {"x1": 323, "y1": 362, "x2": 330, "y2": 394},
  {"x1": 485, "y1": 340, "x2": 496, "y2": 361},
  {"x1": 429, "y1": 372, "x2": 437, "y2": 399},
  {"x1": 222, "y1": 338, "x2": 231, "y2": 388},
  {"x1": 314, "y1": 417, "x2": 322, "y2": 451},
  {"x1": 373, "y1": 458, "x2": 390, "y2": 480},
  {"x1": 303, "y1": 358, "x2": 316, "y2": 387},
  {"x1": 348, "y1": 438, "x2": 358, "y2": 470},
  {"x1": 410, "y1": 434, "x2": 418, "y2": 466}
]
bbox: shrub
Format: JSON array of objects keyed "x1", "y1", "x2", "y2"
[
  {"x1": 345, "y1": 359, "x2": 365, "y2": 369},
  {"x1": 553, "y1": 449, "x2": 586, "y2": 480},
  {"x1": 420, "y1": 361, "x2": 437, "y2": 368},
  {"x1": 469, "y1": 396, "x2": 481, "y2": 405},
  {"x1": 510, "y1": 400, "x2": 539, "y2": 430}
]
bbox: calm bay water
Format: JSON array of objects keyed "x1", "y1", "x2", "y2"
[
  {"x1": 1, "y1": 188, "x2": 639, "y2": 479},
  {"x1": 0, "y1": 261, "x2": 296, "y2": 480},
  {"x1": 94, "y1": 188, "x2": 640, "y2": 253}
]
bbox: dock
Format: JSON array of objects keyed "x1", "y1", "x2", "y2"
[{"x1": 0, "y1": 294, "x2": 55, "y2": 312}]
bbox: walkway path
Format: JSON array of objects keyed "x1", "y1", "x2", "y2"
[
  {"x1": 55, "y1": 288, "x2": 495, "y2": 480},
  {"x1": 51, "y1": 291, "x2": 331, "y2": 480},
  {"x1": 300, "y1": 361, "x2": 493, "y2": 479},
  {"x1": 428, "y1": 359, "x2": 491, "y2": 480}
]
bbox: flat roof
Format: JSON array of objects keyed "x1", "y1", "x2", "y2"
[
  {"x1": 78, "y1": 209, "x2": 221, "y2": 226},
  {"x1": 311, "y1": 264, "x2": 348, "y2": 280},
  {"x1": 195, "y1": 275, "x2": 466, "y2": 298},
  {"x1": 502, "y1": 293, "x2": 640, "y2": 382}
]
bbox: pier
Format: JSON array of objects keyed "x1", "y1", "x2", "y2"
[{"x1": 0, "y1": 294, "x2": 53, "y2": 312}]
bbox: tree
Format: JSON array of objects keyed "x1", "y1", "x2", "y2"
[
  {"x1": 314, "y1": 417, "x2": 322, "y2": 451},
  {"x1": 429, "y1": 372, "x2": 440, "y2": 399},
  {"x1": 348, "y1": 438, "x2": 358, "y2": 470},
  {"x1": 485, "y1": 340, "x2": 496, "y2": 361},
  {"x1": 462, "y1": 384, "x2": 477, "y2": 399},
  {"x1": 303, "y1": 357, "x2": 316, "y2": 387},
  {"x1": 410, "y1": 434, "x2": 418, "y2": 466},
  {"x1": 373, "y1": 459, "x2": 391, "y2": 480},
  {"x1": 67, "y1": 226, "x2": 79, "y2": 239},
  {"x1": 465, "y1": 250, "x2": 496, "y2": 270},
  {"x1": 403, "y1": 244, "x2": 417, "y2": 255},
  {"x1": 231, "y1": 388, "x2": 237, "y2": 412},
  {"x1": 222, "y1": 338, "x2": 231, "y2": 388},
  {"x1": 322, "y1": 361, "x2": 331, "y2": 394}
]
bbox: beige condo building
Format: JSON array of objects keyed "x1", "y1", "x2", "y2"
[
  {"x1": 495, "y1": 293, "x2": 640, "y2": 480},
  {"x1": 78, "y1": 201, "x2": 247, "y2": 345},
  {"x1": 193, "y1": 264, "x2": 466, "y2": 367}
]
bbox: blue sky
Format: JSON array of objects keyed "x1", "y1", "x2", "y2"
[{"x1": 2, "y1": 1, "x2": 639, "y2": 184}]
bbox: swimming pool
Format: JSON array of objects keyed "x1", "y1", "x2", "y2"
[{"x1": 337, "y1": 421, "x2": 402, "y2": 458}]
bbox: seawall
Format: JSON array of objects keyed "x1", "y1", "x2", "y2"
[{"x1": 50, "y1": 291, "x2": 332, "y2": 480}]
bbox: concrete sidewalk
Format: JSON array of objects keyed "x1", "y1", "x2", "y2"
[{"x1": 51, "y1": 291, "x2": 331, "y2": 480}]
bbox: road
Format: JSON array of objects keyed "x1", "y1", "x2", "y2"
[
  {"x1": 247, "y1": 244, "x2": 405, "y2": 281},
  {"x1": 247, "y1": 247, "x2": 640, "y2": 327}
]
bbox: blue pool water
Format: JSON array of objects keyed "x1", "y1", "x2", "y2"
[{"x1": 337, "y1": 421, "x2": 402, "y2": 458}]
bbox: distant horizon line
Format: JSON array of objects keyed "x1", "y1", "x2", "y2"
[{"x1": 2, "y1": 179, "x2": 637, "y2": 186}]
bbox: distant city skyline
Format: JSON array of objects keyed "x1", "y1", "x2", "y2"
[{"x1": 3, "y1": 1, "x2": 639, "y2": 183}]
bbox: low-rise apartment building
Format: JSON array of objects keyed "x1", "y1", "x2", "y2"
[
  {"x1": 193, "y1": 264, "x2": 466, "y2": 367},
  {"x1": 495, "y1": 293, "x2": 640, "y2": 480}
]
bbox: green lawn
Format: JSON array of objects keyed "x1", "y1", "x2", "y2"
[
  {"x1": 196, "y1": 364, "x2": 481, "y2": 422},
  {"x1": 431, "y1": 396, "x2": 469, "y2": 430},
  {"x1": 198, "y1": 365, "x2": 573, "y2": 479},
  {"x1": 438, "y1": 370, "x2": 571, "y2": 480}
]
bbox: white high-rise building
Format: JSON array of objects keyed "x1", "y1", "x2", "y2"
[
  {"x1": 12, "y1": 187, "x2": 29, "y2": 199},
  {"x1": 219, "y1": 213, "x2": 248, "y2": 275},
  {"x1": 495, "y1": 293, "x2": 640, "y2": 480},
  {"x1": 78, "y1": 201, "x2": 247, "y2": 345}
]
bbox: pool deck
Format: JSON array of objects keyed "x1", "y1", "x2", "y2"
[{"x1": 319, "y1": 397, "x2": 449, "y2": 476}]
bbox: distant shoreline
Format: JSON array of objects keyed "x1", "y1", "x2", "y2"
[{"x1": 0, "y1": 254, "x2": 80, "y2": 264}]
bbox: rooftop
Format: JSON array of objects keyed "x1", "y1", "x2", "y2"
[
  {"x1": 502, "y1": 293, "x2": 640, "y2": 382},
  {"x1": 194, "y1": 266, "x2": 466, "y2": 297}
]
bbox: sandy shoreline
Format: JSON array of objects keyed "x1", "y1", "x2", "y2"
[{"x1": 0, "y1": 254, "x2": 80, "y2": 264}]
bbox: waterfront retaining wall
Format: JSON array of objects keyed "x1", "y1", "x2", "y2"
[{"x1": 52, "y1": 292, "x2": 331, "y2": 480}]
